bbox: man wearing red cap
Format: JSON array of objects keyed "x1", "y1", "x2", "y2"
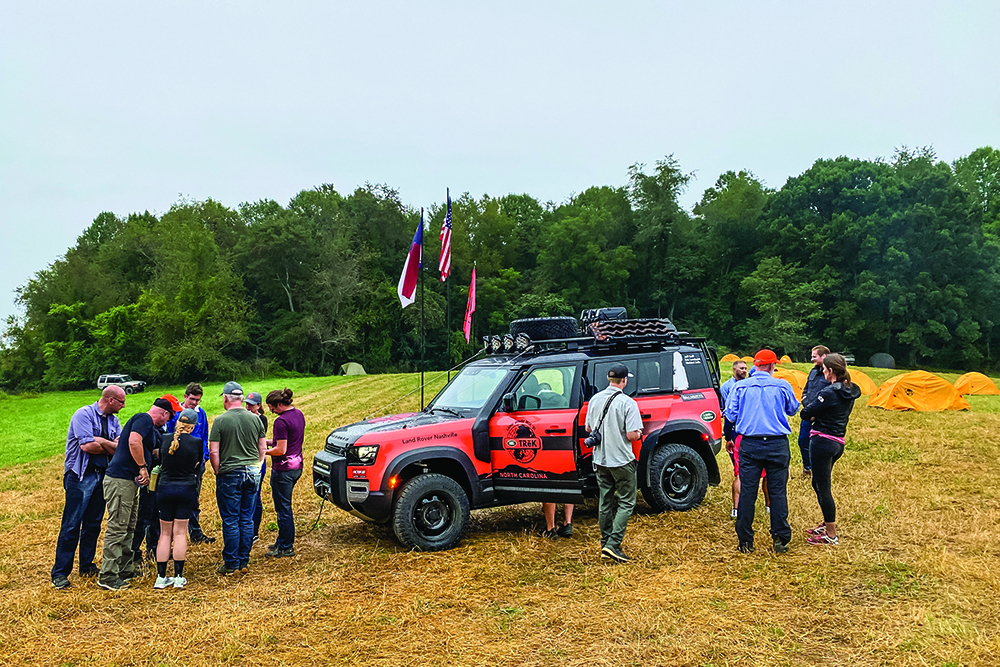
[{"x1": 723, "y1": 349, "x2": 800, "y2": 554}]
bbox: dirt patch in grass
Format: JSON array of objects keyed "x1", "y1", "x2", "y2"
[{"x1": 1, "y1": 372, "x2": 999, "y2": 665}]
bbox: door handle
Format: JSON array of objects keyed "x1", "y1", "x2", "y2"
[
  {"x1": 641, "y1": 414, "x2": 651, "y2": 420},
  {"x1": 544, "y1": 428, "x2": 567, "y2": 434}
]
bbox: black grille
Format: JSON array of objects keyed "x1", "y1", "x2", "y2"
[{"x1": 324, "y1": 443, "x2": 346, "y2": 457}]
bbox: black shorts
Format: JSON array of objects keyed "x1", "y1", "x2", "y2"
[{"x1": 157, "y1": 481, "x2": 198, "y2": 522}]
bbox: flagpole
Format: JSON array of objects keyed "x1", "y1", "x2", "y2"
[
  {"x1": 420, "y1": 207, "x2": 425, "y2": 410},
  {"x1": 445, "y1": 188, "x2": 452, "y2": 382}
]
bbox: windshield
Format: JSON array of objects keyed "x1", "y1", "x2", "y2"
[
  {"x1": 121, "y1": 376, "x2": 132, "y2": 382},
  {"x1": 430, "y1": 365, "x2": 509, "y2": 411}
]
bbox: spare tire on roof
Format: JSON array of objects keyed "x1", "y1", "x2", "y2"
[
  {"x1": 509, "y1": 316, "x2": 578, "y2": 340},
  {"x1": 869, "y1": 353, "x2": 895, "y2": 369}
]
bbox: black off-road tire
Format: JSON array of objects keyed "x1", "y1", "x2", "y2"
[
  {"x1": 392, "y1": 473, "x2": 470, "y2": 551},
  {"x1": 642, "y1": 443, "x2": 709, "y2": 512},
  {"x1": 509, "y1": 316, "x2": 578, "y2": 341},
  {"x1": 125, "y1": 386, "x2": 135, "y2": 395}
]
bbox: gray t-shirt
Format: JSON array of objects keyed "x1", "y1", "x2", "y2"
[
  {"x1": 586, "y1": 385, "x2": 642, "y2": 468},
  {"x1": 209, "y1": 407, "x2": 265, "y2": 475}
]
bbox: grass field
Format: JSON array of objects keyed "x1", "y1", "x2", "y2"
[{"x1": 1, "y1": 366, "x2": 999, "y2": 666}]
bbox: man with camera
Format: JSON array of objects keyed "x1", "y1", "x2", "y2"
[{"x1": 585, "y1": 363, "x2": 643, "y2": 563}]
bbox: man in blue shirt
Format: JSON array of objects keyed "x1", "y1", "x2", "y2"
[
  {"x1": 51, "y1": 386, "x2": 125, "y2": 589},
  {"x1": 166, "y1": 383, "x2": 214, "y2": 544},
  {"x1": 724, "y1": 349, "x2": 800, "y2": 554}
]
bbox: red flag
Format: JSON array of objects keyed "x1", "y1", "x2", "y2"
[
  {"x1": 463, "y1": 265, "x2": 476, "y2": 342},
  {"x1": 397, "y1": 212, "x2": 423, "y2": 308}
]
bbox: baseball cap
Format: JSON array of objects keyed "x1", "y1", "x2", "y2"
[
  {"x1": 753, "y1": 349, "x2": 779, "y2": 366},
  {"x1": 245, "y1": 391, "x2": 263, "y2": 406},
  {"x1": 221, "y1": 381, "x2": 244, "y2": 396},
  {"x1": 152, "y1": 398, "x2": 176, "y2": 417},
  {"x1": 607, "y1": 363, "x2": 634, "y2": 379},
  {"x1": 160, "y1": 394, "x2": 182, "y2": 413},
  {"x1": 178, "y1": 408, "x2": 200, "y2": 424}
]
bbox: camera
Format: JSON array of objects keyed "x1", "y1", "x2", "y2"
[{"x1": 583, "y1": 431, "x2": 602, "y2": 448}]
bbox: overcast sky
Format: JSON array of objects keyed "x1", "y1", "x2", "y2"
[{"x1": 2, "y1": 1, "x2": 998, "y2": 323}]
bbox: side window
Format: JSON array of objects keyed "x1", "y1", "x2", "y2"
[
  {"x1": 515, "y1": 366, "x2": 577, "y2": 410},
  {"x1": 677, "y1": 350, "x2": 711, "y2": 390},
  {"x1": 672, "y1": 352, "x2": 690, "y2": 391},
  {"x1": 99, "y1": 375, "x2": 107, "y2": 383},
  {"x1": 592, "y1": 360, "x2": 638, "y2": 397}
]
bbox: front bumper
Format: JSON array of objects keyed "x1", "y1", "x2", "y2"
[{"x1": 313, "y1": 449, "x2": 392, "y2": 522}]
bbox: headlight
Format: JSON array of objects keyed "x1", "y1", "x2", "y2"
[{"x1": 347, "y1": 445, "x2": 380, "y2": 466}]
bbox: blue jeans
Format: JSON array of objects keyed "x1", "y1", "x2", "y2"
[
  {"x1": 271, "y1": 468, "x2": 302, "y2": 550},
  {"x1": 216, "y1": 467, "x2": 261, "y2": 568},
  {"x1": 797, "y1": 419, "x2": 812, "y2": 471},
  {"x1": 735, "y1": 435, "x2": 791, "y2": 548},
  {"x1": 52, "y1": 469, "x2": 106, "y2": 580}
]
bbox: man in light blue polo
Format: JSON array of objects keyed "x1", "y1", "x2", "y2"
[
  {"x1": 724, "y1": 349, "x2": 800, "y2": 554},
  {"x1": 586, "y1": 363, "x2": 643, "y2": 563}
]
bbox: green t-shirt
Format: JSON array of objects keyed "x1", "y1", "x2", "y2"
[{"x1": 210, "y1": 407, "x2": 265, "y2": 474}]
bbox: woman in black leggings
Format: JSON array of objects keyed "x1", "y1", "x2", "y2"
[{"x1": 799, "y1": 353, "x2": 861, "y2": 546}]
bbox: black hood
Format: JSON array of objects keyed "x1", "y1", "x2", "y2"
[{"x1": 832, "y1": 381, "x2": 862, "y2": 400}]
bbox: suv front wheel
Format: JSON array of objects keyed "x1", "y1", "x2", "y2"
[
  {"x1": 643, "y1": 443, "x2": 709, "y2": 512},
  {"x1": 392, "y1": 473, "x2": 470, "y2": 551}
]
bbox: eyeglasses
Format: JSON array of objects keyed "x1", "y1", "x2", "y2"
[{"x1": 110, "y1": 397, "x2": 126, "y2": 405}]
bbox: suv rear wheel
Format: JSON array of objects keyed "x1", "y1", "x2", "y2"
[
  {"x1": 392, "y1": 473, "x2": 470, "y2": 551},
  {"x1": 643, "y1": 443, "x2": 709, "y2": 512},
  {"x1": 125, "y1": 386, "x2": 135, "y2": 395}
]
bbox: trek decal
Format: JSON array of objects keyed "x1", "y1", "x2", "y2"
[{"x1": 503, "y1": 420, "x2": 541, "y2": 463}]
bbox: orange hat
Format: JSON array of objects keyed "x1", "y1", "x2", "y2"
[
  {"x1": 160, "y1": 394, "x2": 182, "y2": 413},
  {"x1": 753, "y1": 349, "x2": 778, "y2": 366}
]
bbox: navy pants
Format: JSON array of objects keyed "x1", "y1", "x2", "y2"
[
  {"x1": 52, "y1": 469, "x2": 106, "y2": 579},
  {"x1": 735, "y1": 435, "x2": 791, "y2": 548},
  {"x1": 810, "y1": 435, "x2": 844, "y2": 523}
]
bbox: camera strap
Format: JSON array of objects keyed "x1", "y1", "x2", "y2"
[{"x1": 592, "y1": 391, "x2": 621, "y2": 442}]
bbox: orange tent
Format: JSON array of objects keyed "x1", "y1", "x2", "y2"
[
  {"x1": 773, "y1": 368, "x2": 807, "y2": 397},
  {"x1": 954, "y1": 372, "x2": 1000, "y2": 395},
  {"x1": 779, "y1": 355, "x2": 793, "y2": 365},
  {"x1": 848, "y1": 369, "x2": 878, "y2": 395},
  {"x1": 741, "y1": 356, "x2": 754, "y2": 365},
  {"x1": 868, "y1": 371, "x2": 970, "y2": 411},
  {"x1": 720, "y1": 353, "x2": 741, "y2": 363}
]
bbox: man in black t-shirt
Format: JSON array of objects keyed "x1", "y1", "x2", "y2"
[{"x1": 98, "y1": 398, "x2": 173, "y2": 591}]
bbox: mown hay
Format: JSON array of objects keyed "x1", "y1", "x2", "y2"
[{"x1": 1, "y1": 372, "x2": 999, "y2": 666}]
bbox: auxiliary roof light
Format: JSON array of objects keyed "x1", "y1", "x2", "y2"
[
  {"x1": 482, "y1": 336, "x2": 491, "y2": 352},
  {"x1": 514, "y1": 333, "x2": 531, "y2": 352},
  {"x1": 502, "y1": 334, "x2": 515, "y2": 353},
  {"x1": 490, "y1": 335, "x2": 502, "y2": 353}
]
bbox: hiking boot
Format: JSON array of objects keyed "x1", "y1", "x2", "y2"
[
  {"x1": 738, "y1": 542, "x2": 754, "y2": 554},
  {"x1": 190, "y1": 532, "x2": 216, "y2": 544},
  {"x1": 79, "y1": 568, "x2": 99, "y2": 579},
  {"x1": 216, "y1": 564, "x2": 239, "y2": 576},
  {"x1": 172, "y1": 576, "x2": 187, "y2": 589},
  {"x1": 772, "y1": 538, "x2": 790, "y2": 553},
  {"x1": 556, "y1": 523, "x2": 573, "y2": 538},
  {"x1": 807, "y1": 533, "x2": 839, "y2": 546},
  {"x1": 153, "y1": 576, "x2": 174, "y2": 589},
  {"x1": 601, "y1": 545, "x2": 631, "y2": 563},
  {"x1": 541, "y1": 527, "x2": 558, "y2": 539},
  {"x1": 805, "y1": 523, "x2": 827, "y2": 537},
  {"x1": 120, "y1": 567, "x2": 139, "y2": 580},
  {"x1": 802, "y1": 468, "x2": 812, "y2": 479},
  {"x1": 265, "y1": 546, "x2": 295, "y2": 558},
  {"x1": 98, "y1": 576, "x2": 130, "y2": 591},
  {"x1": 52, "y1": 576, "x2": 71, "y2": 590}
]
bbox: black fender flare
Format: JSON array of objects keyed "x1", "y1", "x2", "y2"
[
  {"x1": 639, "y1": 420, "x2": 721, "y2": 489},
  {"x1": 380, "y1": 446, "x2": 484, "y2": 506}
]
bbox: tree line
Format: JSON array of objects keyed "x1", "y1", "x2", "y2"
[{"x1": 2, "y1": 146, "x2": 999, "y2": 391}]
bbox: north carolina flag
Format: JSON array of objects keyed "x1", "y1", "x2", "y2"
[
  {"x1": 397, "y1": 212, "x2": 423, "y2": 308},
  {"x1": 463, "y1": 265, "x2": 476, "y2": 342}
]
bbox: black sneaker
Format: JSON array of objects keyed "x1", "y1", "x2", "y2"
[
  {"x1": 541, "y1": 528, "x2": 558, "y2": 539},
  {"x1": 265, "y1": 546, "x2": 295, "y2": 558},
  {"x1": 601, "y1": 545, "x2": 630, "y2": 563},
  {"x1": 79, "y1": 568, "x2": 99, "y2": 579},
  {"x1": 772, "y1": 539, "x2": 790, "y2": 554},
  {"x1": 98, "y1": 576, "x2": 130, "y2": 591},
  {"x1": 52, "y1": 576, "x2": 71, "y2": 590},
  {"x1": 556, "y1": 523, "x2": 573, "y2": 538},
  {"x1": 120, "y1": 567, "x2": 139, "y2": 580},
  {"x1": 738, "y1": 542, "x2": 755, "y2": 553},
  {"x1": 190, "y1": 532, "x2": 216, "y2": 544}
]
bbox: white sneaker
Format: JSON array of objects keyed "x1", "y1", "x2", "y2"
[
  {"x1": 172, "y1": 576, "x2": 187, "y2": 589},
  {"x1": 766, "y1": 506, "x2": 771, "y2": 514},
  {"x1": 731, "y1": 508, "x2": 738, "y2": 518},
  {"x1": 153, "y1": 576, "x2": 174, "y2": 589}
]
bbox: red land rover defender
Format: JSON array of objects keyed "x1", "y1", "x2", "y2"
[{"x1": 312, "y1": 311, "x2": 724, "y2": 550}]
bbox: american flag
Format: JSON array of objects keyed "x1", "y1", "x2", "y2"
[{"x1": 439, "y1": 189, "x2": 452, "y2": 282}]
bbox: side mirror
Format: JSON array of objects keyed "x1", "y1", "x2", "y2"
[{"x1": 502, "y1": 392, "x2": 515, "y2": 412}]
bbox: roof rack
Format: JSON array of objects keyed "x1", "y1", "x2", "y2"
[{"x1": 482, "y1": 318, "x2": 701, "y2": 357}]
